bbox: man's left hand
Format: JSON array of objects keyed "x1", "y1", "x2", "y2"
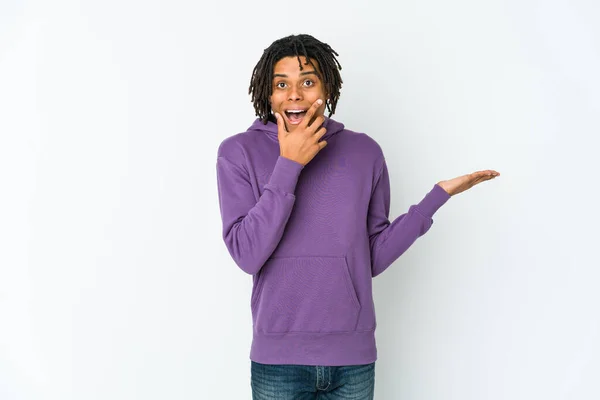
[{"x1": 437, "y1": 170, "x2": 500, "y2": 196}]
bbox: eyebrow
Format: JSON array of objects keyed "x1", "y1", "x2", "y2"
[{"x1": 273, "y1": 71, "x2": 319, "y2": 78}]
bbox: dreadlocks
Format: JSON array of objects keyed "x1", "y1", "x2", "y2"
[{"x1": 248, "y1": 34, "x2": 343, "y2": 124}]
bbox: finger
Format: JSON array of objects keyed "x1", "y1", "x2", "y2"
[
  {"x1": 317, "y1": 140, "x2": 328, "y2": 150},
  {"x1": 472, "y1": 172, "x2": 493, "y2": 181},
  {"x1": 309, "y1": 115, "x2": 326, "y2": 132},
  {"x1": 472, "y1": 170, "x2": 490, "y2": 177},
  {"x1": 301, "y1": 99, "x2": 324, "y2": 129},
  {"x1": 473, "y1": 176, "x2": 489, "y2": 186},
  {"x1": 478, "y1": 169, "x2": 500, "y2": 177},
  {"x1": 464, "y1": 174, "x2": 486, "y2": 187},
  {"x1": 313, "y1": 126, "x2": 327, "y2": 141},
  {"x1": 472, "y1": 175, "x2": 496, "y2": 186},
  {"x1": 479, "y1": 171, "x2": 499, "y2": 181},
  {"x1": 274, "y1": 112, "x2": 288, "y2": 136},
  {"x1": 470, "y1": 171, "x2": 494, "y2": 180},
  {"x1": 472, "y1": 173, "x2": 490, "y2": 181}
]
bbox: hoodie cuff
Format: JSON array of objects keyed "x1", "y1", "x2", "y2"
[
  {"x1": 266, "y1": 156, "x2": 304, "y2": 194},
  {"x1": 416, "y1": 184, "x2": 451, "y2": 218}
]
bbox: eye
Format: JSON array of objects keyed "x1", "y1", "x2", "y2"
[
  {"x1": 303, "y1": 80, "x2": 314, "y2": 87},
  {"x1": 276, "y1": 82, "x2": 287, "y2": 89}
]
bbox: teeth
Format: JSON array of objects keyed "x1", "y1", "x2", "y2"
[{"x1": 286, "y1": 110, "x2": 305, "y2": 113}]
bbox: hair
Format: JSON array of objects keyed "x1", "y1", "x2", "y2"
[{"x1": 248, "y1": 34, "x2": 343, "y2": 124}]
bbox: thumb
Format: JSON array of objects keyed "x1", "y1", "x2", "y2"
[{"x1": 274, "y1": 112, "x2": 287, "y2": 138}]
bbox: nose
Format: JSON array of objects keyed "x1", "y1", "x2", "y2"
[{"x1": 288, "y1": 86, "x2": 302, "y2": 102}]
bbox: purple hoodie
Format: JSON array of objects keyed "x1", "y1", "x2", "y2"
[{"x1": 216, "y1": 117, "x2": 451, "y2": 366}]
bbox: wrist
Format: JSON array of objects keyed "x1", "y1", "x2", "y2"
[{"x1": 437, "y1": 182, "x2": 453, "y2": 196}]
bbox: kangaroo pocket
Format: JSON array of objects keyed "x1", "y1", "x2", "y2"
[{"x1": 251, "y1": 256, "x2": 361, "y2": 334}]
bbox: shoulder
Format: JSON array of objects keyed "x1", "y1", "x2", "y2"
[
  {"x1": 217, "y1": 129, "x2": 263, "y2": 161},
  {"x1": 339, "y1": 127, "x2": 385, "y2": 161},
  {"x1": 217, "y1": 132, "x2": 244, "y2": 158}
]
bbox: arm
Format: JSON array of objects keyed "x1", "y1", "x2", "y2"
[
  {"x1": 217, "y1": 151, "x2": 303, "y2": 275},
  {"x1": 367, "y1": 156, "x2": 451, "y2": 277}
]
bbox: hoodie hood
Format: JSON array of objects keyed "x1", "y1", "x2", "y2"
[{"x1": 248, "y1": 117, "x2": 345, "y2": 143}]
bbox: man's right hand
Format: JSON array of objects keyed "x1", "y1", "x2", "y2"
[{"x1": 275, "y1": 99, "x2": 328, "y2": 166}]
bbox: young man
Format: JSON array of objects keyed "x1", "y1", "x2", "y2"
[{"x1": 216, "y1": 34, "x2": 499, "y2": 400}]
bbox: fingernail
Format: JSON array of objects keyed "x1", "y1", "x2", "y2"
[
  {"x1": 274, "y1": 113, "x2": 279, "y2": 119},
  {"x1": 317, "y1": 99, "x2": 323, "y2": 105}
]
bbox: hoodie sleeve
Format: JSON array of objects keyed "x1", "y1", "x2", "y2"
[
  {"x1": 217, "y1": 144, "x2": 304, "y2": 275},
  {"x1": 367, "y1": 156, "x2": 451, "y2": 277}
]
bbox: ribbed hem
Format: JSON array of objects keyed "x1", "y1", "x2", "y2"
[
  {"x1": 416, "y1": 184, "x2": 451, "y2": 218},
  {"x1": 266, "y1": 156, "x2": 304, "y2": 194},
  {"x1": 250, "y1": 329, "x2": 377, "y2": 366}
]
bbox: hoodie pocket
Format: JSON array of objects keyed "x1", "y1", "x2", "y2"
[{"x1": 251, "y1": 256, "x2": 361, "y2": 334}]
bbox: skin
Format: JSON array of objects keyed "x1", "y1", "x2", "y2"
[
  {"x1": 270, "y1": 56, "x2": 329, "y2": 167},
  {"x1": 269, "y1": 56, "x2": 500, "y2": 194},
  {"x1": 269, "y1": 56, "x2": 327, "y2": 132},
  {"x1": 437, "y1": 170, "x2": 500, "y2": 196}
]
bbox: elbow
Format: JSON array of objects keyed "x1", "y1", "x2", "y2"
[
  {"x1": 234, "y1": 256, "x2": 263, "y2": 275},
  {"x1": 223, "y1": 232, "x2": 264, "y2": 275},
  {"x1": 370, "y1": 250, "x2": 394, "y2": 278},
  {"x1": 371, "y1": 261, "x2": 389, "y2": 278},
  {"x1": 224, "y1": 244, "x2": 264, "y2": 275},
  {"x1": 223, "y1": 225, "x2": 268, "y2": 275}
]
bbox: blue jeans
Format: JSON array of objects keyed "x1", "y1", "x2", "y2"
[{"x1": 251, "y1": 361, "x2": 375, "y2": 399}]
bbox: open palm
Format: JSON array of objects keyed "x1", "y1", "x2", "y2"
[{"x1": 437, "y1": 170, "x2": 500, "y2": 196}]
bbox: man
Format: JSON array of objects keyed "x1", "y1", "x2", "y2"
[{"x1": 216, "y1": 34, "x2": 499, "y2": 399}]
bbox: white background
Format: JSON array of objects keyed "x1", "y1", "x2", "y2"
[{"x1": 1, "y1": 0, "x2": 599, "y2": 399}]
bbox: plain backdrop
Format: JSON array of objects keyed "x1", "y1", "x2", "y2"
[{"x1": 1, "y1": 0, "x2": 599, "y2": 399}]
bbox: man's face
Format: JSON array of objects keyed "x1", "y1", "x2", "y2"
[{"x1": 269, "y1": 56, "x2": 328, "y2": 132}]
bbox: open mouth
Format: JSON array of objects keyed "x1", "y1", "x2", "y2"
[{"x1": 284, "y1": 109, "x2": 308, "y2": 124}]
